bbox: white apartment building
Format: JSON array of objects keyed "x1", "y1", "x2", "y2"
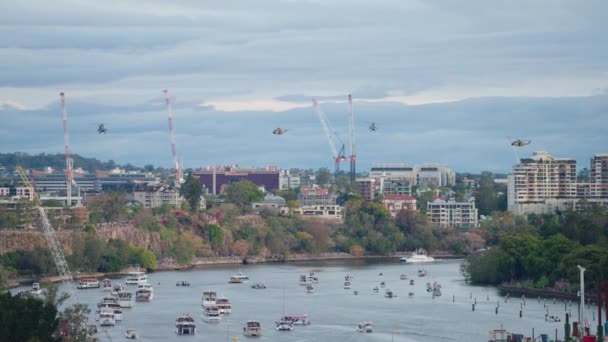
[
  {"x1": 0, "y1": 187, "x2": 33, "y2": 201},
  {"x1": 369, "y1": 164, "x2": 455, "y2": 188},
  {"x1": 133, "y1": 184, "x2": 185, "y2": 209},
  {"x1": 289, "y1": 204, "x2": 343, "y2": 219},
  {"x1": 279, "y1": 170, "x2": 301, "y2": 190},
  {"x1": 427, "y1": 197, "x2": 479, "y2": 228},
  {"x1": 508, "y1": 151, "x2": 608, "y2": 215}
]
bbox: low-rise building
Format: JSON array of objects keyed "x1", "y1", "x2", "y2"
[
  {"x1": 279, "y1": 170, "x2": 301, "y2": 190},
  {"x1": 290, "y1": 204, "x2": 343, "y2": 220},
  {"x1": 252, "y1": 194, "x2": 286, "y2": 212},
  {"x1": 133, "y1": 184, "x2": 185, "y2": 209},
  {"x1": 427, "y1": 197, "x2": 478, "y2": 228},
  {"x1": 381, "y1": 194, "x2": 417, "y2": 217}
]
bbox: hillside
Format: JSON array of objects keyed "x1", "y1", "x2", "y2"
[{"x1": 0, "y1": 152, "x2": 150, "y2": 172}]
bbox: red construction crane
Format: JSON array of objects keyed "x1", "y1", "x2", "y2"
[{"x1": 312, "y1": 98, "x2": 347, "y2": 178}]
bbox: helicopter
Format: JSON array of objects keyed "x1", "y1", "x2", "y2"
[
  {"x1": 273, "y1": 128, "x2": 288, "y2": 135},
  {"x1": 97, "y1": 124, "x2": 108, "y2": 134},
  {"x1": 368, "y1": 122, "x2": 377, "y2": 132},
  {"x1": 511, "y1": 139, "x2": 531, "y2": 147}
]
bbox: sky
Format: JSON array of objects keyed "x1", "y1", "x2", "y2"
[{"x1": 1, "y1": 0, "x2": 607, "y2": 173}]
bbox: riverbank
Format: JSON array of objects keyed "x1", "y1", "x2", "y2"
[
  {"x1": 6, "y1": 252, "x2": 464, "y2": 288},
  {"x1": 498, "y1": 284, "x2": 603, "y2": 304}
]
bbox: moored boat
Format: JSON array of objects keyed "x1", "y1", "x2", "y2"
[
  {"x1": 385, "y1": 289, "x2": 396, "y2": 298},
  {"x1": 125, "y1": 329, "x2": 138, "y2": 339},
  {"x1": 135, "y1": 288, "x2": 153, "y2": 302},
  {"x1": 31, "y1": 282, "x2": 42, "y2": 295},
  {"x1": 125, "y1": 269, "x2": 148, "y2": 285},
  {"x1": 400, "y1": 274, "x2": 407, "y2": 280},
  {"x1": 201, "y1": 291, "x2": 217, "y2": 308},
  {"x1": 216, "y1": 296, "x2": 232, "y2": 314},
  {"x1": 488, "y1": 329, "x2": 512, "y2": 342},
  {"x1": 99, "y1": 308, "x2": 116, "y2": 327},
  {"x1": 275, "y1": 319, "x2": 293, "y2": 331},
  {"x1": 77, "y1": 278, "x2": 100, "y2": 289},
  {"x1": 344, "y1": 281, "x2": 351, "y2": 289},
  {"x1": 117, "y1": 291, "x2": 133, "y2": 308},
  {"x1": 101, "y1": 278, "x2": 112, "y2": 291},
  {"x1": 278, "y1": 315, "x2": 310, "y2": 326},
  {"x1": 250, "y1": 282, "x2": 267, "y2": 289},
  {"x1": 176, "y1": 281, "x2": 190, "y2": 286},
  {"x1": 306, "y1": 283, "x2": 314, "y2": 293},
  {"x1": 202, "y1": 304, "x2": 221, "y2": 323},
  {"x1": 403, "y1": 249, "x2": 435, "y2": 263},
  {"x1": 175, "y1": 314, "x2": 196, "y2": 335},
  {"x1": 243, "y1": 320, "x2": 262, "y2": 337},
  {"x1": 417, "y1": 269, "x2": 427, "y2": 277},
  {"x1": 228, "y1": 271, "x2": 249, "y2": 283}
]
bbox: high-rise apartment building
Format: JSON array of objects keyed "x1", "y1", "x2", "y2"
[
  {"x1": 427, "y1": 197, "x2": 478, "y2": 228},
  {"x1": 590, "y1": 154, "x2": 608, "y2": 198}
]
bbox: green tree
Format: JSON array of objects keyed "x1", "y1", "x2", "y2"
[
  {"x1": 225, "y1": 180, "x2": 264, "y2": 208},
  {"x1": 180, "y1": 173, "x2": 203, "y2": 213},
  {"x1": 207, "y1": 224, "x2": 224, "y2": 250},
  {"x1": 475, "y1": 172, "x2": 498, "y2": 215},
  {"x1": 87, "y1": 191, "x2": 128, "y2": 222},
  {"x1": 0, "y1": 291, "x2": 59, "y2": 341},
  {"x1": 316, "y1": 168, "x2": 332, "y2": 187}
]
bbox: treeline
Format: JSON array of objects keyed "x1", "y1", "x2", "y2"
[
  {"x1": 462, "y1": 207, "x2": 608, "y2": 289},
  {"x1": 0, "y1": 152, "x2": 151, "y2": 173}
]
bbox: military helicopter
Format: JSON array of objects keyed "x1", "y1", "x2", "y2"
[
  {"x1": 368, "y1": 122, "x2": 377, "y2": 132},
  {"x1": 273, "y1": 128, "x2": 288, "y2": 135},
  {"x1": 511, "y1": 139, "x2": 531, "y2": 147},
  {"x1": 97, "y1": 124, "x2": 108, "y2": 134}
]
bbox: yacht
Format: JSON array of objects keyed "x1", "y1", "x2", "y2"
[
  {"x1": 202, "y1": 304, "x2": 222, "y2": 323},
  {"x1": 77, "y1": 278, "x2": 100, "y2": 289},
  {"x1": 243, "y1": 320, "x2": 262, "y2": 337},
  {"x1": 344, "y1": 281, "x2": 351, "y2": 289},
  {"x1": 101, "y1": 278, "x2": 112, "y2": 291},
  {"x1": 99, "y1": 309, "x2": 116, "y2": 327},
  {"x1": 111, "y1": 284, "x2": 125, "y2": 296},
  {"x1": 216, "y1": 296, "x2": 232, "y2": 314},
  {"x1": 356, "y1": 321, "x2": 373, "y2": 333},
  {"x1": 403, "y1": 249, "x2": 435, "y2": 263},
  {"x1": 278, "y1": 315, "x2": 311, "y2": 326},
  {"x1": 135, "y1": 288, "x2": 153, "y2": 302},
  {"x1": 488, "y1": 329, "x2": 512, "y2": 342},
  {"x1": 175, "y1": 314, "x2": 196, "y2": 335},
  {"x1": 125, "y1": 269, "x2": 148, "y2": 285},
  {"x1": 117, "y1": 291, "x2": 133, "y2": 308},
  {"x1": 275, "y1": 319, "x2": 293, "y2": 331},
  {"x1": 229, "y1": 271, "x2": 249, "y2": 283},
  {"x1": 31, "y1": 282, "x2": 42, "y2": 295},
  {"x1": 201, "y1": 291, "x2": 217, "y2": 308}
]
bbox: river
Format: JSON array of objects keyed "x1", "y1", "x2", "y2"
[{"x1": 13, "y1": 259, "x2": 599, "y2": 341}]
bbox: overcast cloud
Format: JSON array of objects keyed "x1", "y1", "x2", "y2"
[{"x1": 1, "y1": 0, "x2": 607, "y2": 173}]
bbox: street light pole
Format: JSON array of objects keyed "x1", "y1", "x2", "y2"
[{"x1": 578, "y1": 265, "x2": 586, "y2": 336}]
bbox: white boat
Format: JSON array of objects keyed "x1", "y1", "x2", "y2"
[
  {"x1": 125, "y1": 329, "x2": 138, "y2": 339},
  {"x1": 77, "y1": 278, "x2": 100, "y2": 289},
  {"x1": 344, "y1": 281, "x2": 351, "y2": 289},
  {"x1": 31, "y1": 282, "x2": 42, "y2": 295},
  {"x1": 175, "y1": 314, "x2": 196, "y2": 335},
  {"x1": 243, "y1": 320, "x2": 262, "y2": 337},
  {"x1": 306, "y1": 284, "x2": 314, "y2": 293},
  {"x1": 99, "y1": 309, "x2": 116, "y2": 327},
  {"x1": 275, "y1": 319, "x2": 293, "y2": 331},
  {"x1": 228, "y1": 271, "x2": 249, "y2": 283},
  {"x1": 299, "y1": 275, "x2": 308, "y2": 285},
  {"x1": 125, "y1": 269, "x2": 148, "y2": 285},
  {"x1": 111, "y1": 284, "x2": 125, "y2": 296},
  {"x1": 201, "y1": 291, "x2": 217, "y2": 308},
  {"x1": 250, "y1": 282, "x2": 267, "y2": 289},
  {"x1": 117, "y1": 291, "x2": 133, "y2": 308},
  {"x1": 488, "y1": 329, "x2": 512, "y2": 342},
  {"x1": 403, "y1": 249, "x2": 435, "y2": 263},
  {"x1": 356, "y1": 321, "x2": 373, "y2": 333},
  {"x1": 135, "y1": 288, "x2": 153, "y2": 302},
  {"x1": 101, "y1": 278, "x2": 112, "y2": 291},
  {"x1": 278, "y1": 315, "x2": 311, "y2": 326},
  {"x1": 400, "y1": 274, "x2": 407, "y2": 280},
  {"x1": 417, "y1": 269, "x2": 427, "y2": 277},
  {"x1": 202, "y1": 304, "x2": 222, "y2": 323},
  {"x1": 216, "y1": 296, "x2": 232, "y2": 314},
  {"x1": 112, "y1": 308, "x2": 123, "y2": 321},
  {"x1": 307, "y1": 275, "x2": 319, "y2": 283}
]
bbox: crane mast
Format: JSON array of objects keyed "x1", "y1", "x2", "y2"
[
  {"x1": 348, "y1": 94, "x2": 356, "y2": 184},
  {"x1": 60, "y1": 92, "x2": 73, "y2": 207},
  {"x1": 16, "y1": 166, "x2": 78, "y2": 300},
  {"x1": 312, "y1": 98, "x2": 346, "y2": 178},
  {"x1": 163, "y1": 89, "x2": 183, "y2": 187}
]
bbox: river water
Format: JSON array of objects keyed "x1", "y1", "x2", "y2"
[{"x1": 14, "y1": 259, "x2": 600, "y2": 341}]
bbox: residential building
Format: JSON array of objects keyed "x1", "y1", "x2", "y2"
[
  {"x1": 290, "y1": 204, "x2": 343, "y2": 220},
  {"x1": 133, "y1": 184, "x2": 185, "y2": 209},
  {"x1": 416, "y1": 165, "x2": 456, "y2": 187},
  {"x1": 299, "y1": 187, "x2": 337, "y2": 206},
  {"x1": 508, "y1": 151, "x2": 608, "y2": 215},
  {"x1": 356, "y1": 178, "x2": 380, "y2": 202},
  {"x1": 427, "y1": 197, "x2": 478, "y2": 228},
  {"x1": 0, "y1": 187, "x2": 34, "y2": 201},
  {"x1": 279, "y1": 170, "x2": 301, "y2": 190},
  {"x1": 381, "y1": 194, "x2": 417, "y2": 217},
  {"x1": 194, "y1": 165, "x2": 280, "y2": 195},
  {"x1": 252, "y1": 194, "x2": 286, "y2": 212}
]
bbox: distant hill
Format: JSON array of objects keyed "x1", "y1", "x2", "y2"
[{"x1": 0, "y1": 152, "x2": 149, "y2": 172}]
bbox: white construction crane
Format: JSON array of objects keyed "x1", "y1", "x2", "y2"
[
  {"x1": 312, "y1": 98, "x2": 347, "y2": 178},
  {"x1": 16, "y1": 166, "x2": 78, "y2": 300},
  {"x1": 163, "y1": 89, "x2": 184, "y2": 187},
  {"x1": 348, "y1": 94, "x2": 356, "y2": 184},
  {"x1": 59, "y1": 92, "x2": 74, "y2": 207}
]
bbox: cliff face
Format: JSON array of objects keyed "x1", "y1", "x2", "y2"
[{"x1": 0, "y1": 224, "x2": 171, "y2": 255}]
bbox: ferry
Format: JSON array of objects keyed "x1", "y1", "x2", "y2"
[
  {"x1": 356, "y1": 321, "x2": 373, "y2": 333},
  {"x1": 278, "y1": 315, "x2": 311, "y2": 326},
  {"x1": 201, "y1": 291, "x2": 217, "y2": 308},
  {"x1": 243, "y1": 320, "x2": 262, "y2": 337},
  {"x1": 101, "y1": 278, "x2": 112, "y2": 291},
  {"x1": 216, "y1": 296, "x2": 232, "y2": 314},
  {"x1": 202, "y1": 304, "x2": 221, "y2": 323},
  {"x1": 31, "y1": 282, "x2": 42, "y2": 295},
  {"x1": 402, "y1": 249, "x2": 435, "y2": 263},
  {"x1": 175, "y1": 314, "x2": 196, "y2": 335},
  {"x1": 77, "y1": 278, "x2": 100, "y2": 289},
  {"x1": 125, "y1": 270, "x2": 148, "y2": 285},
  {"x1": 99, "y1": 308, "x2": 116, "y2": 327}
]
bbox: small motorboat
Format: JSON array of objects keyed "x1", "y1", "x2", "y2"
[
  {"x1": 306, "y1": 284, "x2": 314, "y2": 293},
  {"x1": 344, "y1": 281, "x2": 351, "y2": 289},
  {"x1": 400, "y1": 274, "x2": 407, "y2": 280},
  {"x1": 545, "y1": 314, "x2": 561, "y2": 322},
  {"x1": 353, "y1": 290, "x2": 358, "y2": 296},
  {"x1": 31, "y1": 282, "x2": 42, "y2": 295},
  {"x1": 275, "y1": 319, "x2": 293, "y2": 331},
  {"x1": 373, "y1": 286, "x2": 379, "y2": 293},
  {"x1": 125, "y1": 328, "x2": 138, "y2": 339},
  {"x1": 385, "y1": 289, "x2": 396, "y2": 298},
  {"x1": 380, "y1": 281, "x2": 386, "y2": 288},
  {"x1": 417, "y1": 269, "x2": 427, "y2": 277},
  {"x1": 251, "y1": 282, "x2": 267, "y2": 289},
  {"x1": 243, "y1": 320, "x2": 262, "y2": 337},
  {"x1": 176, "y1": 281, "x2": 190, "y2": 286},
  {"x1": 356, "y1": 321, "x2": 373, "y2": 333},
  {"x1": 408, "y1": 292, "x2": 414, "y2": 298},
  {"x1": 410, "y1": 279, "x2": 414, "y2": 286}
]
